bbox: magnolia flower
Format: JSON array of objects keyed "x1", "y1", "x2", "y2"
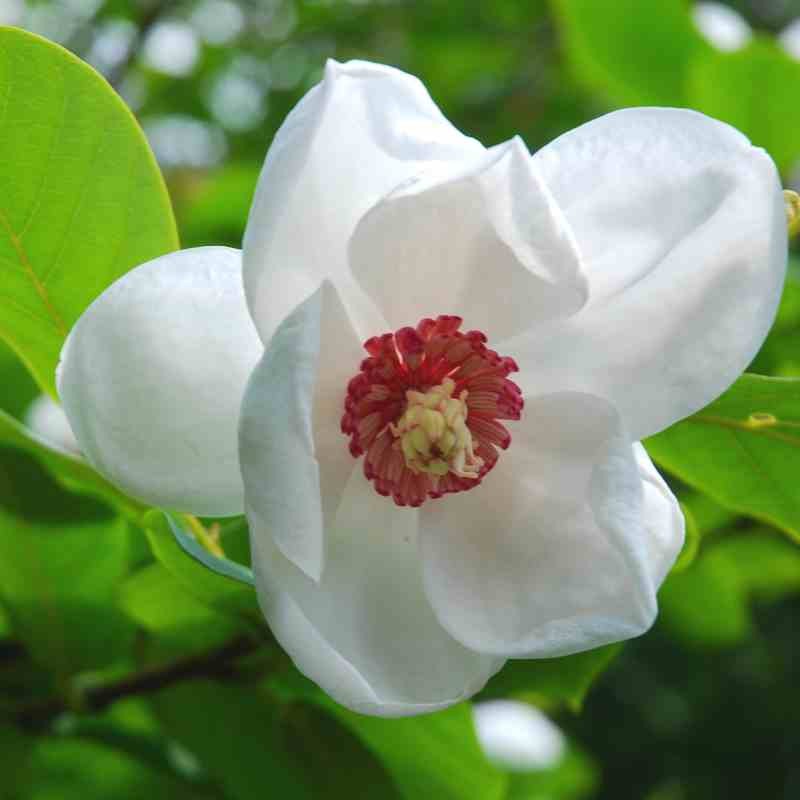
[{"x1": 58, "y1": 61, "x2": 787, "y2": 716}]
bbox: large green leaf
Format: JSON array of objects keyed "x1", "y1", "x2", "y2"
[
  {"x1": 19, "y1": 735, "x2": 211, "y2": 800},
  {"x1": 552, "y1": 0, "x2": 708, "y2": 106},
  {"x1": 688, "y1": 38, "x2": 800, "y2": 174},
  {"x1": 152, "y1": 682, "x2": 317, "y2": 800},
  {"x1": 0, "y1": 451, "x2": 135, "y2": 677},
  {"x1": 505, "y1": 748, "x2": 596, "y2": 800},
  {"x1": 0, "y1": 406, "x2": 143, "y2": 519},
  {"x1": 118, "y1": 562, "x2": 240, "y2": 650},
  {"x1": 659, "y1": 530, "x2": 800, "y2": 648},
  {"x1": 331, "y1": 703, "x2": 507, "y2": 800},
  {"x1": 646, "y1": 374, "x2": 800, "y2": 542},
  {"x1": 271, "y1": 669, "x2": 507, "y2": 800},
  {"x1": 0, "y1": 26, "x2": 178, "y2": 396}
]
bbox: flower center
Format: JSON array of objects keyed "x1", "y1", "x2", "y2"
[
  {"x1": 390, "y1": 378, "x2": 483, "y2": 480},
  {"x1": 341, "y1": 315, "x2": 523, "y2": 507}
]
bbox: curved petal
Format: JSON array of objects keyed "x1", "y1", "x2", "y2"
[
  {"x1": 57, "y1": 247, "x2": 261, "y2": 516},
  {"x1": 507, "y1": 108, "x2": 787, "y2": 440},
  {"x1": 242, "y1": 59, "x2": 484, "y2": 344},
  {"x1": 239, "y1": 282, "x2": 363, "y2": 581},
  {"x1": 249, "y1": 467, "x2": 503, "y2": 717},
  {"x1": 349, "y1": 137, "x2": 587, "y2": 340},
  {"x1": 419, "y1": 392, "x2": 684, "y2": 658}
]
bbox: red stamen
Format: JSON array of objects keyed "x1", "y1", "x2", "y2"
[{"x1": 341, "y1": 315, "x2": 522, "y2": 506}]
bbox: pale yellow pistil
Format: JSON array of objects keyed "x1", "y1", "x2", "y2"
[
  {"x1": 390, "y1": 378, "x2": 483, "y2": 480},
  {"x1": 787, "y1": 190, "x2": 800, "y2": 238}
]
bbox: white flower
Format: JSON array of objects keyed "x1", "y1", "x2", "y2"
[
  {"x1": 58, "y1": 61, "x2": 787, "y2": 717},
  {"x1": 473, "y1": 700, "x2": 566, "y2": 772}
]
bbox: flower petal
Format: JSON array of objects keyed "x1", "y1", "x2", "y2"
[
  {"x1": 57, "y1": 247, "x2": 261, "y2": 516},
  {"x1": 419, "y1": 392, "x2": 684, "y2": 658},
  {"x1": 349, "y1": 137, "x2": 587, "y2": 341},
  {"x1": 249, "y1": 466, "x2": 503, "y2": 716},
  {"x1": 242, "y1": 59, "x2": 483, "y2": 344},
  {"x1": 507, "y1": 108, "x2": 786, "y2": 440},
  {"x1": 239, "y1": 282, "x2": 363, "y2": 581}
]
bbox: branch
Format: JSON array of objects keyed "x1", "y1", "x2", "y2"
[{"x1": 12, "y1": 634, "x2": 261, "y2": 729}]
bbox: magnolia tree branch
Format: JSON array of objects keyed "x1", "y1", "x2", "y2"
[{"x1": 12, "y1": 634, "x2": 262, "y2": 729}]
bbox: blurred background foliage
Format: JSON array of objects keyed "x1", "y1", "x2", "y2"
[{"x1": 1, "y1": 0, "x2": 800, "y2": 798}]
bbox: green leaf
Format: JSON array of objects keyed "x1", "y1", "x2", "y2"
[
  {"x1": 646, "y1": 374, "x2": 800, "y2": 542},
  {"x1": 673, "y1": 502, "x2": 700, "y2": 573},
  {"x1": 659, "y1": 530, "x2": 800, "y2": 648},
  {"x1": 118, "y1": 562, "x2": 239, "y2": 649},
  {"x1": 505, "y1": 747, "x2": 596, "y2": 800},
  {"x1": 688, "y1": 38, "x2": 800, "y2": 173},
  {"x1": 0, "y1": 26, "x2": 178, "y2": 396},
  {"x1": 0, "y1": 722, "x2": 34, "y2": 798},
  {"x1": 271, "y1": 671, "x2": 507, "y2": 800},
  {"x1": 330, "y1": 703, "x2": 507, "y2": 800},
  {"x1": 552, "y1": 0, "x2": 708, "y2": 105},
  {"x1": 21, "y1": 735, "x2": 211, "y2": 800},
  {"x1": 0, "y1": 406, "x2": 144, "y2": 519},
  {"x1": 142, "y1": 511, "x2": 259, "y2": 623},
  {"x1": 479, "y1": 645, "x2": 621, "y2": 712},
  {"x1": 658, "y1": 547, "x2": 751, "y2": 648},
  {"x1": 0, "y1": 452, "x2": 135, "y2": 676},
  {"x1": 152, "y1": 682, "x2": 316, "y2": 800}
]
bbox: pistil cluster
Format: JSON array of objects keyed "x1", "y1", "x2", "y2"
[{"x1": 341, "y1": 315, "x2": 523, "y2": 506}]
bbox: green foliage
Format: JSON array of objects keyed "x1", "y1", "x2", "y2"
[
  {"x1": 553, "y1": 1, "x2": 800, "y2": 171},
  {"x1": 328, "y1": 702, "x2": 507, "y2": 800},
  {"x1": 143, "y1": 511, "x2": 259, "y2": 624},
  {"x1": 480, "y1": 646, "x2": 621, "y2": 712},
  {"x1": 0, "y1": 450, "x2": 135, "y2": 677},
  {"x1": 164, "y1": 512, "x2": 255, "y2": 587},
  {"x1": 505, "y1": 749, "x2": 596, "y2": 800},
  {"x1": 0, "y1": 407, "x2": 144, "y2": 519},
  {"x1": 688, "y1": 38, "x2": 800, "y2": 173},
  {"x1": 1, "y1": 3, "x2": 800, "y2": 799},
  {"x1": 552, "y1": 0, "x2": 709, "y2": 105},
  {"x1": 647, "y1": 375, "x2": 800, "y2": 542},
  {"x1": 118, "y1": 562, "x2": 240, "y2": 649},
  {"x1": 152, "y1": 682, "x2": 318, "y2": 800},
  {"x1": 0, "y1": 27, "x2": 178, "y2": 397},
  {"x1": 659, "y1": 531, "x2": 800, "y2": 648}
]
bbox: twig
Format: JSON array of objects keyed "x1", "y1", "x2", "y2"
[{"x1": 12, "y1": 634, "x2": 261, "y2": 729}]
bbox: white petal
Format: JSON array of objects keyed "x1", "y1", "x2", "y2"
[
  {"x1": 509, "y1": 108, "x2": 787, "y2": 440},
  {"x1": 24, "y1": 395, "x2": 80, "y2": 456},
  {"x1": 239, "y1": 282, "x2": 363, "y2": 581},
  {"x1": 473, "y1": 700, "x2": 566, "y2": 772},
  {"x1": 635, "y1": 443, "x2": 685, "y2": 588},
  {"x1": 420, "y1": 393, "x2": 683, "y2": 658},
  {"x1": 349, "y1": 137, "x2": 587, "y2": 340},
  {"x1": 242, "y1": 59, "x2": 483, "y2": 344},
  {"x1": 249, "y1": 467, "x2": 503, "y2": 716},
  {"x1": 57, "y1": 247, "x2": 261, "y2": 516}
]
